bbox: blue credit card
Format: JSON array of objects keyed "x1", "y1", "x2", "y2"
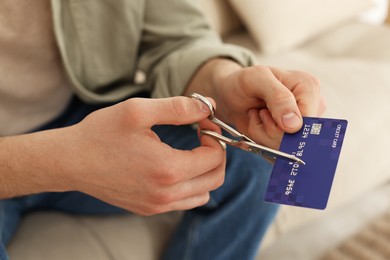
[{"x1": 264, "y1": 117, "x2": 348, "y2": 210}]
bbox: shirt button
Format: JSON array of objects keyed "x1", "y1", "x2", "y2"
[{"x1": 134, "y1": 70, "x2": 146, "y2": 84}]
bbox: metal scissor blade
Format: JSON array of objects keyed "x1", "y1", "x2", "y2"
[
  {"x1": 200, "y1": 130, "x2": 305, "y2": 165},
  {"x1": 210, "y1": 117, "x2": 256, "y2": 143},
  {"x1": 240, "y1": 140, "x2": 306, "y2": 165},
  {"x1": 200, "y1": 130, "x2": 242, "y2": 147}
]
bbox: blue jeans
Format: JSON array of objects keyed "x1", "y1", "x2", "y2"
[{"x1": 0, "y1": 96, "x2": 278, "y2": 260}]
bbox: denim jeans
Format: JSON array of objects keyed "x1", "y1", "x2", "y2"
[{"x1": 0, "y1": 96, "x2": 278, "y2": 260}]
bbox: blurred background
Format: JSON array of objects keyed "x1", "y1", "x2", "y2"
[
  {"x1": 360, "y1": 0, "x2": 388, "y2": 24},
  {"x1": 202, "y1": 0, "x2": 390, "y2": 259}
]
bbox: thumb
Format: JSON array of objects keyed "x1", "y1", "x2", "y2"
[
  {"x1": 132, "y1": 96, "x2": 212, "y2": 127},
  {"x1": 267, "y1": 88, "x2": 303, "y2": 133},
  {"x1": 255, "y1": 76, "x2": 303, "y2": 133},
  {"x1": 238, "y1": 67, "x2": 303, "y2": 133}
]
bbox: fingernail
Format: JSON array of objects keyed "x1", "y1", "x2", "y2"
[
  {"x1": 196, "y1": 99, "x2": 211, "y2": 114},
  {"x1": 282, "y1": 112, "x2": 301, "y2": 129}
]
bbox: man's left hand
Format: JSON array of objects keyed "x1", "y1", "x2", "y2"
[{"x1": 185, "y1": 59, "x2": 326, "y2": 150}]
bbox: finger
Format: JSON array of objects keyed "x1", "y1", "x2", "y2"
[
  {"x1": 258, "y1": 109, "x2": 283, "y2": 148},
  {"x1": 102, "y1": 192, "x2": 211, "y2": 215},
  {"x1": 242, "y1": 67, "x2": 303, "y2": 133},
  {"x1": 295, "y1": 92, "x2": 325, "y2": 118},
  {"x1": 157, "y1": 116, "x2": 226, "y2": 187},
  {"x1": 259, "y1": 109, "x2": 283, "y2": 138},
  {"x1": 197, "y1": 113, "x2": 227, "y2": 150},
  {"x1": 158, "y1": 159, "x2": 225, "y2": 204},
  {"x1": 318, "y1": 96, "x2": 327, "y2": 116},
  {"x1": 127, "y1": 96, "x2": 213, "y2": 127},
  {"x1": 247, "y1": 109, "x2": 282, "y2": 150},
  {"x1": 270, "y1": 68, "x2": 324, "y2": 117},
  {"x1": 181, "y1": 157, "x2": 225, "y2": 197},
  {"x1": 167, "y1": 193, "x2": 211, "y2": 212},
  {"x1": 144, "y1": 150, "x2": 224, "y2": 213},
  {"x1": 145, "y1": 100, "x2": 224, "y2": 185},
  {"x1": 155, "y1": 142, "x2": 225, "y2": 184}
]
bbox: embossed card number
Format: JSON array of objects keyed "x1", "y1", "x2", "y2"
[{"x1": 264, "y1": 117, "x2": 348, "y2": 210}]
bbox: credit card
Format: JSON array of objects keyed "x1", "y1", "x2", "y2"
[{"x1": 264, "y1": 117, "x2": 348, "y2": 209}]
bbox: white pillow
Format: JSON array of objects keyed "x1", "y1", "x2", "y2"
[{"x1": 228, "y1": 0, "x2": 373, "y2": 54}]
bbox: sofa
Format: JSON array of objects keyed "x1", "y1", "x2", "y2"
[{"x1": 8, "y1": 0, "x2": 390, "y2": 259}]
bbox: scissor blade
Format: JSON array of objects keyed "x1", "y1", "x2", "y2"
[
  {"x1": 200, "y1": 130, "x2": 305, "y2": 165},
  {"x1": 243, "y1": 141, "x2": 305, "y2": 165},
  {"x1": 200, "y1": 130, "x2": 240, "y2": 146}
]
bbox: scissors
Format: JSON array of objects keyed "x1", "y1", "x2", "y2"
[{"x1": 191, "y1": 93, "x2": 305, "y2": 165}]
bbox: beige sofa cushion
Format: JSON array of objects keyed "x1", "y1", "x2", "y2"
[
  {"x1": 228, "y1": 0, "x2": 373, "y2": 54},
  {"x1": 8, "y1": 212, "x2": 181, "y2": 260},
  {"x1": 225, "y1": 21, "x2": 390, "y2": 245}
]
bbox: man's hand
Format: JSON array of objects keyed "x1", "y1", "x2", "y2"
[
  {"x1": 185, "y1": 59, "x2": 326, "y2": 150},
  {"x1": 0, "y1": 97, "x2": 226, "y2": 216}
]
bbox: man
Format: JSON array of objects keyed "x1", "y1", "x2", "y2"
[{"x1": 0, "y1": 0, "x2": 325, "y2": 259}]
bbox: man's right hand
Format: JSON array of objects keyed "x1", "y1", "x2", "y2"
[{"x1": 0, "y1": 96, "x2": 226, "y2": 216}]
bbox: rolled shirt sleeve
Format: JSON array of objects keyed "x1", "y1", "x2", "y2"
[
  {"x1": 138, "y1": 0, "x2": 258, "y2": 98},
  {"x1": 52, "y1": 0, "x2": 258, "y2": 103}
]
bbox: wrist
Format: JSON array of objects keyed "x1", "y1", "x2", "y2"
[
  {"x1": 184, "y1": 58, "x2": 242, "y2": 99},
  {"x1": 0, "y1": 128, "x2": 74, "y2": 198}
]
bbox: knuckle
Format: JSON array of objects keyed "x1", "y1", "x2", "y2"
[
  {"x1": 211, "y1": 149, "x2": 224, "y2": 166},
  {"x1": 199, "y1": 193, "x2": 211, "y2": 206},
  {"x1": 139, "y1": 206, "x2": 161, "y2": 216},
  {"x1": 148, "y1": 190, "x2": 176, "y2": 205},
  {"x1": 150, "y1": 157, "x2": 179, "y2": 185},
  {"x1": 213, "y1": 175, "x2": 225, "y2": 190},
  {"x1": 158, "y1": 191, "x2": 175, "y2": 205},
  {"x1": 310, "y1": 75, "x2": 321, "y2": 87},
  {"x1": 146, "y1": 205, "x2": 162, "y2": 215},
  {"x1": 135, "y1": 209, "x2": 152, "y2": 217},
  {"x1": 271, "y1": 88, "x2": 294, "y2": 105},
  {"x1": 306, "y1": 76, "x2": 321, "y2": 93},
  {"x1": 253, "y1": 65, "x2": 271, "y2": 73},
  {"x1": 150, "y1": 207, "x2": 165, "y2": 215},
  {"x1": 252, "y1": 65, "x2": 270, "y2": 73},
  {"x1": 238, "y1": 65, "x2": 269, "y2": 86},
  {"x1": 128, "y1": 204, "x2": 156, "y2": 217},
  {"x1": 155, "y1": 166, "x2": 179, "y2": 185},
  {"x1": 122, "y1": 98, "x2": 145, "y2": 125},
  {"x1": 295, "y1": 71, "x2": 321, "y2": 90},
  {"x1": 303, "y1": 72, "x2": 321, "y2": 88},
  {"x1": 208, "y1": 170, "x2": 225, "y2": 191},
  {"x1": 140, "y1": 212, "x2": 153, "y2": 217}
]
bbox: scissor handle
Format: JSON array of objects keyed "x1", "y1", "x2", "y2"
[
  {"x1": 191, "y1": 93, "x2": 255, "y2": 143},
  {"x1": 191, "y1": 93, "x2": 216, "y2": 118}
]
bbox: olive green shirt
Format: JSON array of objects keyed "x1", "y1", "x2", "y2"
[{"x1": 51, "y1": 0, "x2": 258, "y2": 103}]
